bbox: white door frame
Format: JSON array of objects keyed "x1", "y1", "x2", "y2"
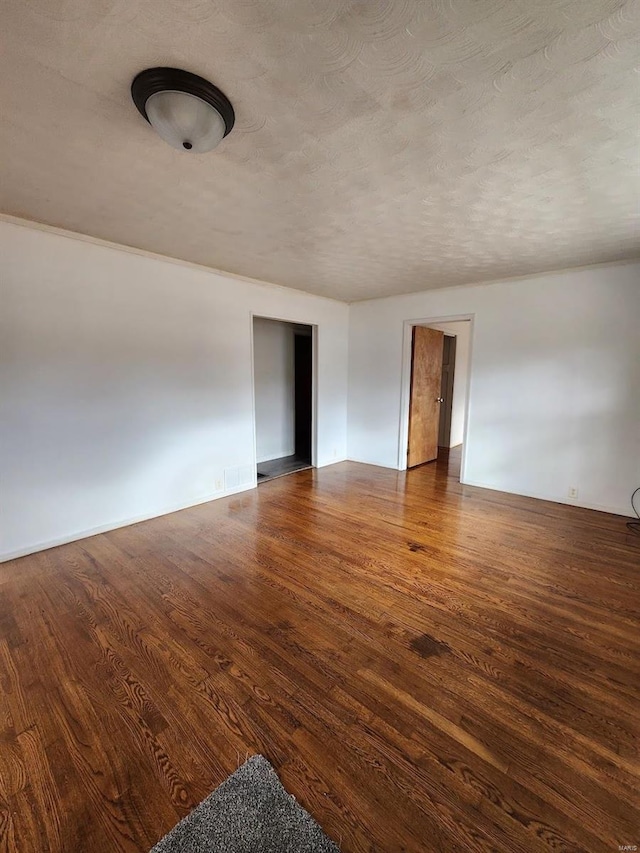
[
  {"x1": 249, "y1": 313, "x2": 318, "y2": 474},
  {"x1": 398, "y1": 313, "x2": 475, "y2": 482}
]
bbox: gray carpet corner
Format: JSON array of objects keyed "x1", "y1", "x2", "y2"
[{"x1": 150, "y1": 754, "x2": 340, "y2": 852}]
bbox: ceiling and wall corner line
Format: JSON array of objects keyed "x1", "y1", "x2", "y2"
[
  {"x1": 0, "y1": 212, "x2": 348, "y2": 306},
  {"x1": 2, "y1": 212, "x2": 638, "y2": 308}
]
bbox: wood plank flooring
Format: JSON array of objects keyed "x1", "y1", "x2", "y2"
[{"x1": 1, "y1": 449, "x2": 639, "y2": 852}]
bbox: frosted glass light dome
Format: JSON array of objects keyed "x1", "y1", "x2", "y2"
[{"x1": 145, "y1": 90, "x2": 227, "y2": 153}]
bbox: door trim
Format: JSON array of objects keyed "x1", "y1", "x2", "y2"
[
  {"x1": 398, "y1": 314, "x2": 474, "y2": 482},
  {"x1": 249, "y1": 313, "x2": 318, "y2": 478}
]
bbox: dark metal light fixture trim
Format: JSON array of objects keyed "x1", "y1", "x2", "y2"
[{"x1": 131, "y1": 67, "x2": 235, "y2": 138}]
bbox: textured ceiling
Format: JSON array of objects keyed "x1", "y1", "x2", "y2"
[{"x1": 1, "y1": 0, "x2": 638, "y2": 300}]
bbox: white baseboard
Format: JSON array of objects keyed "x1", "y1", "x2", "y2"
[
  {"x1": 460, "y1": 478, "x2": 632, "y2": 519},
  {"x1": 0, "y1": 482, "x2": 255, "y2": 564},
  {"x1": 3, "y1": 469, "x2": 631, "y2": 564},
  {"x1": 344, "y1": 459, "x2": 633, "y2": 518},
  {"x1": 1, "y1": 461, "x2": 349, "y2": 563},
  {"x1": 316, "y1": 457, "x2": 347, "y2": 468},
  {"x1": 346, "y1": 456, "x2": 394, "y2": 469}
]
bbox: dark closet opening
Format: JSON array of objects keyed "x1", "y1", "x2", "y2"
[
  {"x1": 294, "y1": 332, "x2": 313, "y2": 462},
  {"x1": 438, "y1": 334, "x2": 456, "y2": 449},
  {"x1": 254, "y1": 320, "x2": 313, "y2": 483}
]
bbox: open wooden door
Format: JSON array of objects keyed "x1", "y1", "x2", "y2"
[{"x1": 407, "y1": 327, "x2": 444, "y2": 467}]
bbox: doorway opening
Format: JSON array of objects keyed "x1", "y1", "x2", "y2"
[
  {"x1": 400, "y1": 317, "x2": 473, "y2": 480},
  {"x1": 252, "y1": 317, "x2": 314, "y2": 483}
]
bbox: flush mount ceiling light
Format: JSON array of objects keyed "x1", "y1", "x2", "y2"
[{"x1": 131, "y1": 67, "x2": 235, "y2": 153}]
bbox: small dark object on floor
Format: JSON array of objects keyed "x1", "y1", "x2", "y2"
[
  {"x1": 410, "y1": 633, "x2": 450, "y2": 659},
  {"x1": 150, "y1": 754, "x2": 340, "y2": 852}
]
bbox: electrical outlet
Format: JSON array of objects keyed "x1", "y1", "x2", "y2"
[
  {"x1": 214, "y1": 479, "x2": 223, "y2": 492},
  {"x1": 568, "y1": 486, "x2": 578, "y2": 499}
]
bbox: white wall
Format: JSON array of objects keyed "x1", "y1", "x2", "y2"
[
  {"x1": 2, "y1": 218, "x2": 637, "y2": 563},
  {"x1": 426, "y1": 320, "x2": 471, "y2": 448},
  {"x1": 253, "y1": 318, "x2": 295, "y2": 462},
  {"x1": 348, "y1": 263, "x2": 640, "y2": 517},
  {"x1": 0, "y1": 219, "x2": 349, "y2": 561}
]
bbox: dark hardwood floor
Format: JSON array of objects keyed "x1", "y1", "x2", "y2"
[{"x1": 1, "y1": 449, "x2": 638, "y2": 852}]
